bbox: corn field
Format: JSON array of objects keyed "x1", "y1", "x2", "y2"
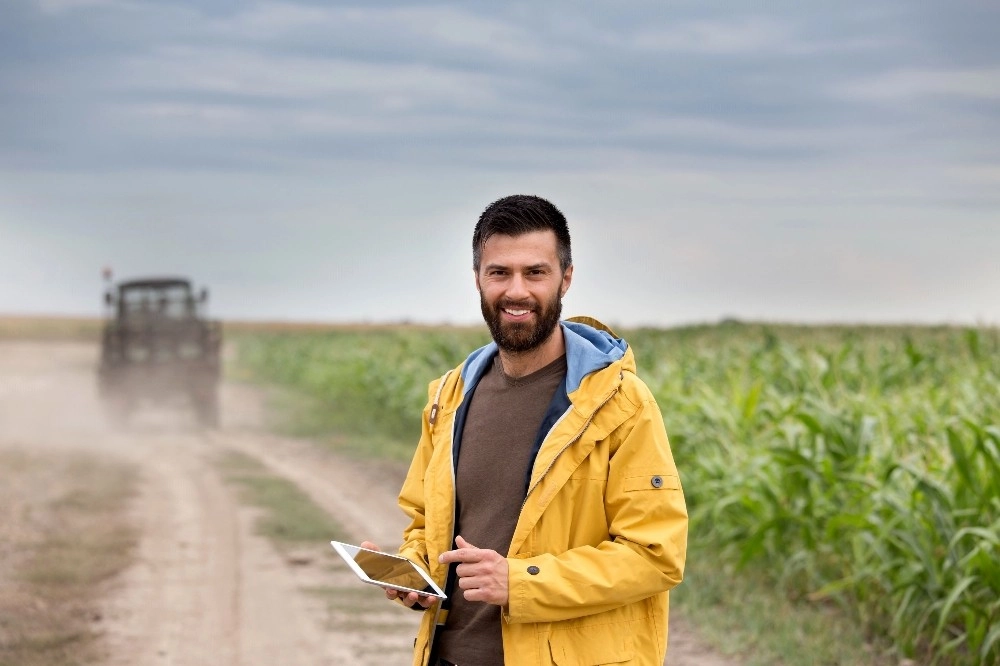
[{"x1": 236, "y1": 323, "x2": 1000, "y2": 665}]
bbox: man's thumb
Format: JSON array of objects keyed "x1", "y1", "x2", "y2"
[{"x1": 455, "y1": 535, "x2": 476, "y2": 549}]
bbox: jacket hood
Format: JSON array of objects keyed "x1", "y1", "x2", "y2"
[{"x1": 459, "y1": 316, "x2": 628, "y2": 395}]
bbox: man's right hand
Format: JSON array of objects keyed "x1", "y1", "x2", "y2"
[{"x1": 359, "y1": 541, "x2": 437, "y2": 609}]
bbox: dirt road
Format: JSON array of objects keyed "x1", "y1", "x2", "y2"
[{"x1": 0, "y1": 340, "x2": 735, "y2": 666}]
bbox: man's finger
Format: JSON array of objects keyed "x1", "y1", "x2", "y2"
[
  {"x1": 439, "y1": 548, "x2": 483, "y2": 564},
  {"x1": 439, "y1": 535, "x2": 483, "y2": 563},
  {"x1": 401, "y1": 590, "x2": 436, "y2": 608}
]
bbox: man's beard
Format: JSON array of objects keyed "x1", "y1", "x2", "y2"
[{"x1": 480, "y1": 290, "x2": 563, "y2": 354}]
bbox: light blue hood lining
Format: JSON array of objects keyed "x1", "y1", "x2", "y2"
[{"x1": 459, "y1": 320, "x2": 627, "y2": 396}]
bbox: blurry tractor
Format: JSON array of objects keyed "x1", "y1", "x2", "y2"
[{"x1": 98, "y1": 276, "x2": 222, "y2": 427}]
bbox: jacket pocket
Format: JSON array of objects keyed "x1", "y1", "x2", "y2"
[{"x1": 548, "y1": 623, "x2": 634, "y2": 665}]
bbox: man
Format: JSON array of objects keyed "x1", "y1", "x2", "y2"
[{"x1": 365, "y1": 194, "x2": 687, "y2": 666}]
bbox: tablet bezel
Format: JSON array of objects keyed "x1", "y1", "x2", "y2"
[{"x1": 330, "y1": 540, "x2": 447, "y2": 600}]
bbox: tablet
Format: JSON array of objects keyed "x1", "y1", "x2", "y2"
[{"x1": 330, "y1": 541, "x2": 447, "y2": 600}]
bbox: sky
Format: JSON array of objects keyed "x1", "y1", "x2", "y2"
[{"x1": 1, "y1": 0, "x2": 998, "y2": 327}]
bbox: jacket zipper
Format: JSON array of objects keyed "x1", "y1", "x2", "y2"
[{"x1": 522, "y1": 383, "x2": 621, "y2": 509}]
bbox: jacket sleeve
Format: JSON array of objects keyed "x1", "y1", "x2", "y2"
[{"x1": 505, "y1": 394, "x2": 688, "y2": 624}]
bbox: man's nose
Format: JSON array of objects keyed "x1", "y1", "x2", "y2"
[{"x1": 506, "y1": 274, "x2": 530, "y2": 299}]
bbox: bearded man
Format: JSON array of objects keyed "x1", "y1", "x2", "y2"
[{"x1": 364, "y1": 194, "x2": 688, "y2": 666}]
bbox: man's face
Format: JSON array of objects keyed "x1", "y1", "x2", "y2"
[{"x1": 475, "y1": 230, "x2": 573, "y2": 353}]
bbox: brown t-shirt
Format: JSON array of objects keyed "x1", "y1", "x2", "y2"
[{"x1": 436, "y1": 353, "x2": 567, "y2": 666}]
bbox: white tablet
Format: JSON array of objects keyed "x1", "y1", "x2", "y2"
[{"x1": 330, "y1": 541, "x2": 447, "y2": 600}]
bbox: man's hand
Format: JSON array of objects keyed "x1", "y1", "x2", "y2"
[
  {"x1": 359, "y1": 541, "x2": 436, "y2": 609},
  {"x1": 438, "y1": 535, "x2": 509, "y2": 606}
]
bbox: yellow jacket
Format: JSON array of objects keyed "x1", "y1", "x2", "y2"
[{"x1": 398, "y1": 317, "x2": 688, "y2": 665}]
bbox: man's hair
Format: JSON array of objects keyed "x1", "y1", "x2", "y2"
[{"x1": 472, "y1": 195, "x2": 572, "y2": 272}]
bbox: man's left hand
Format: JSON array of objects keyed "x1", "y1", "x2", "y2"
[{"x1": 439, "y1": 535, "x2": 509, "y2": 606}]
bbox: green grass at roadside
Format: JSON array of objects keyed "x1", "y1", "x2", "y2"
[
  {"x1": 215, "y1": 450, "x2": 348, "y2": 545},
  {"x1": 232, "y1": 325, "x2": 489, "y2": 443},
  {"x1": 0, "y1": 449, "x2": 138, "y2": 666},
  {"x1": 260, "y1": 385, "x2": 417, "y2": 463},
  {"x1": 672, "y1": 546, "x2": 896, "y2": 666}
]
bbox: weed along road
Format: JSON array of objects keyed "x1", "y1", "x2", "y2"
[{"x1": 0, "y1": 339, "x2": 734, "y2": 666}]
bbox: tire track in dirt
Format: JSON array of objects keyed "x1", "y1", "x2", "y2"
[
  {"x1": 99, "y1": 432, "x2": 241, "y2": 666},
  {"x1": 210, "y1": 425, "x2": 423, "y2": 662},
  {"x1": 210, "y1": 430, "x2": 410, "y2": 549}
]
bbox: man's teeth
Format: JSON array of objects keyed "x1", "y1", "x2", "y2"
[{"x1": 505, "y1": 309, "x2": 530, "y2": 316}]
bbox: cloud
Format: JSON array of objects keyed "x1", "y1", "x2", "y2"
[
  {"x1": 211, "y1": 3, "x2": 560, "y2": 61},
  {"x1": 836, "y1": 67, "x2": 1000, "y2": 101},
  {"x1": 119, "y1": 48, "x2": 500, "y2": 105},
  {"x1": 632, "y1": 17, "x2": 794, "y2": 55},
  {"x1": 34, "y1": 0, "x2": 129, "y2": 15}
]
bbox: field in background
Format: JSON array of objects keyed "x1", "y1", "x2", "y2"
[
  {"x1": 0, "y1": 315, "x2": 473, "y2": 341},
  {"x1": 235, "y1": 320, "x2": 1000, "y2": 666},
  {"x1": 0, "y1": 316, "x2": 103, "y2": 340}
]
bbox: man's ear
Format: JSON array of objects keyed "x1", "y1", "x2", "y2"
[
  {"x1": 472, "y1": 268, "x2": 481, "y2": 292},
  {"x1": 560, "y1": 265, "x2": 574, "y2": 297}
]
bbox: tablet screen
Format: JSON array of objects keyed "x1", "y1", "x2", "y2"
[{"x1": 330, "y1": 541, "x2": 447, "y2": 599}]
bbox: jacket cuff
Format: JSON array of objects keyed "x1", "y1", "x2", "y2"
[{"x1": 504, "y1": 558, "x2": 538, "y2": 623}]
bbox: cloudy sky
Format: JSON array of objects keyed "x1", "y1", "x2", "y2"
[{"x1": 1, "y1": 0, "x2": 998, "y2": 326}]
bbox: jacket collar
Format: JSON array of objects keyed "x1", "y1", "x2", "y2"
[{"x1": 458, "y1": 317, "x2": 628, "y2": 398}]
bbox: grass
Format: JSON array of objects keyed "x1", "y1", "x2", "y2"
[
  {"x1": 0, "y1": 449, "x2": 138, "y2": 666},
  {"x1": 233, "y1": 325, "x2": 490, "y2": 444},
  {"x1": 673, "y1": 546, "x2": 898, "y2": 666},
  {"x1": 215, "y1": 450, "x2": 348, "y2": 545},
  {"x1": 261, "y1": 384, "x2": 418, "y2": 463}
]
